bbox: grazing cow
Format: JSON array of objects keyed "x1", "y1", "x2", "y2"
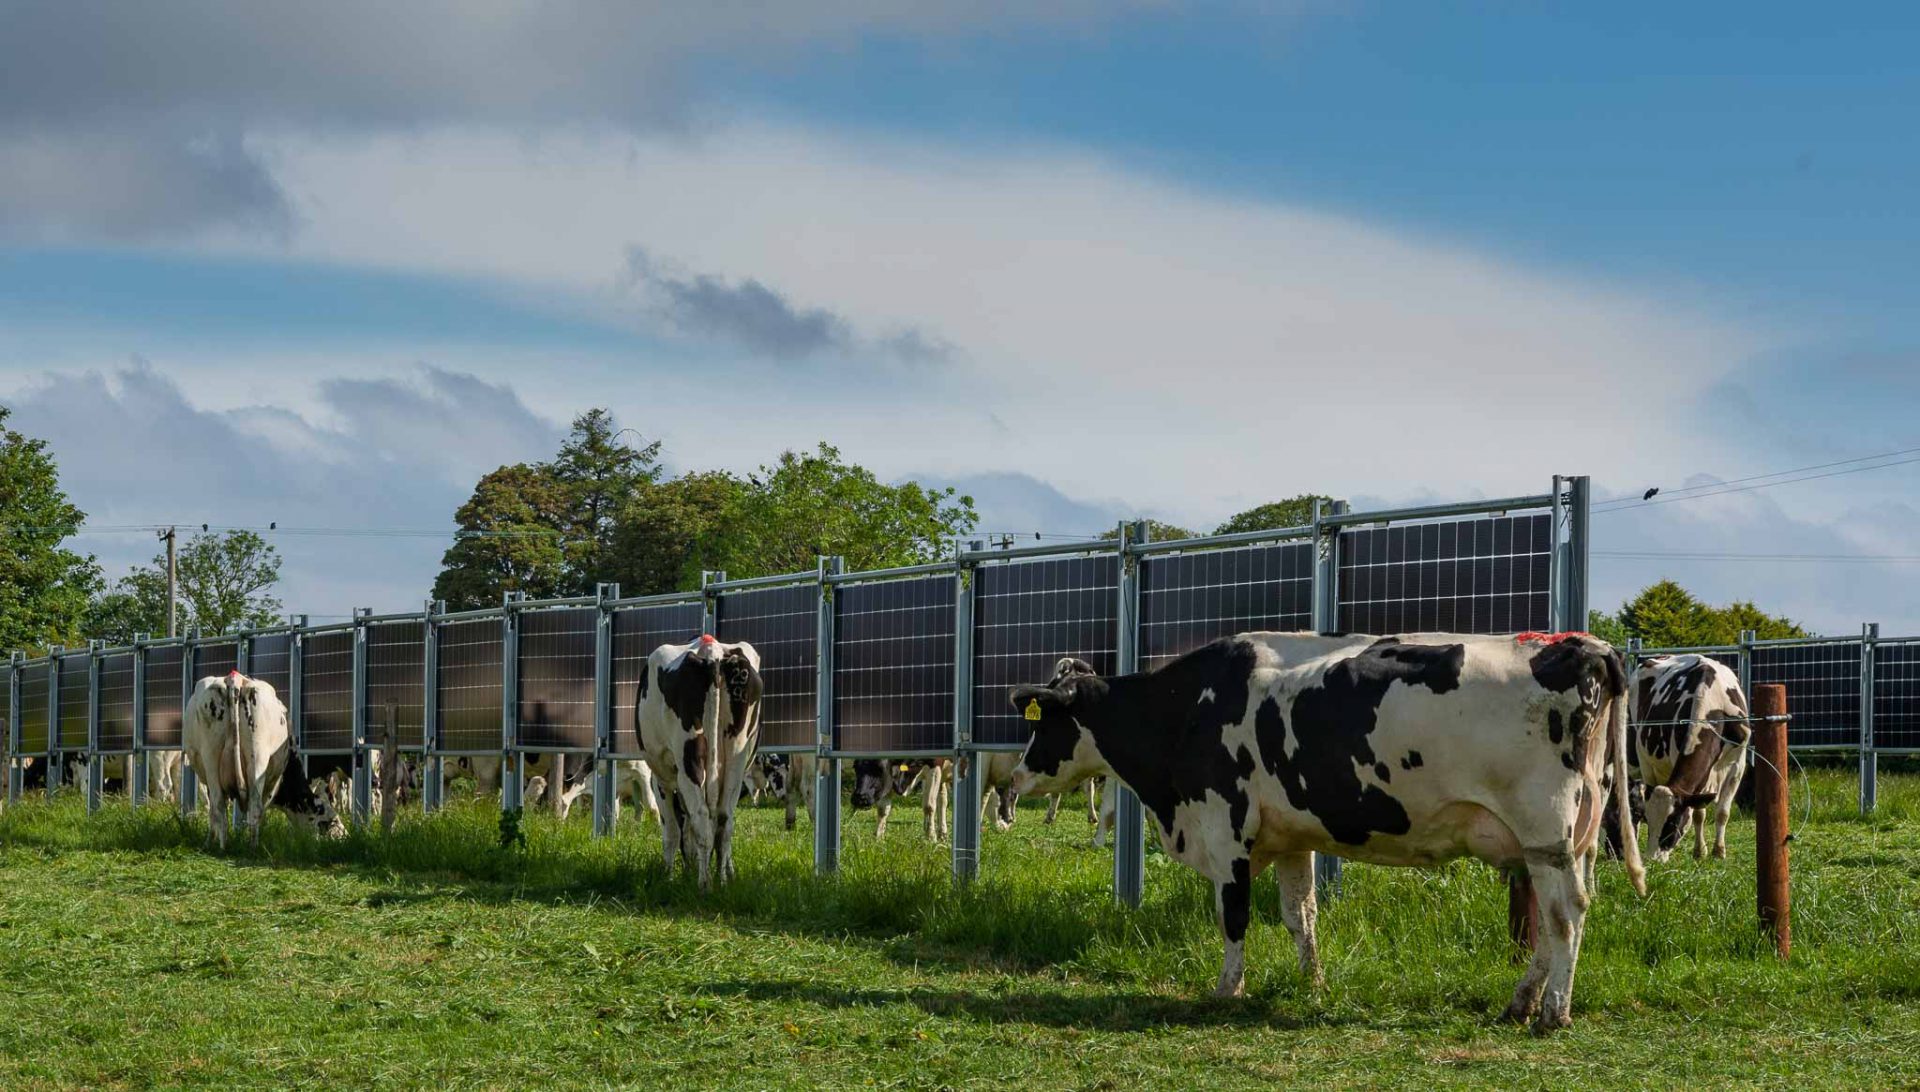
[
  {"x1": 784, "y1": 752, "x2": 818, "y2": 830},
  {"x1": 1612, "y1": 654, "x2": 1751, "y2": 862},
  {"x1": 746, "y1": 753, "x2": 789, "y2": 804},
  {"x1": 975, "y1": 750, "x2": 1103, "y2": 837},
  {"x1": 850, "y1": 758, "x2": 951, "y2": 841},
  {"x1": 571, "y1": 758, "x2": 665, "y2": 826},
  {"x1": 182, "y1": 672, "x2": 294, "y2": 849},
  {"x1": 1009, "y1": 632, "x2": 1643, "y2": 1034},
  {"x1": 636, "y1": 636, "x2": 764, "y2": 891}
]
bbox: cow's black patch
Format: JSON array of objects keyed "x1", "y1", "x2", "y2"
[
  {"x1": 658, "y1": 654, "x2": 718, "y2": 734},
  {"x1": 1175, "y1": 831, "x2": 1186, "y2": 854},
  {"x1": 1268, "y1": 640, "x2": 1461, "y2": 845},
  {"x1": 1547, "y1": 709, "x2": 1565, "y2": 745},
  {"x1": 1221, "y1": 857, "x2": 1252, "y2": 943},
  {"x1": 1226, "y1": 745, "x2": 1256, "y2": 836},
  {"x1": 683, "y1": 735, "x2": 708, "y2": 785},
  {"x1": 719, "y1": 649, "x2": 762, "y2": 738},
  {"x1": 1404, "y1": 750, "x2": 1423, "y2": 769},
  {"x1": 1373, "y1": 762, "x2": 1391, "y2": 783}
]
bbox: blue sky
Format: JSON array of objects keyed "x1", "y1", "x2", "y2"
[{"x1": 0, "y1": 3, "x2": 1913, "y2": 630}]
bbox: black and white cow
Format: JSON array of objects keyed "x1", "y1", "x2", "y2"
[
  {"x1": 850, "y1": 758, "x2": 951, "y2": 841},
  {"x1": 1008, "y1": 632, "x2": 1643, "y2": 1034},
  {"x1": 635, "y1": 636, "x2": 764, "y2": 891},
  {"x1": 746, "y1": 753, "x2": 789, "y2": 805},
  {"x1": 1611, "y1": 654, "x2": 1751, "y2": 862},
  {"x1": 182, "y1": 672, "x2": 293, "y2": 849}
]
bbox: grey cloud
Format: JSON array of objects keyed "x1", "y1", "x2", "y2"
[
  {"x1": 624, "y1": 246, "x2": 952, "y2": 364},
  {"x1": 0, "y1": 361, "x2": 562, "y2": 616},
  {"x1": 906, "y1": 470, "x2": 1139, "y2": 539},
  {"x1": 0, "y1": 126, "x2": 292, "y2": 242},
  {"x1": 0, "y1": 1, "x2": 1165, "y2": 239}
]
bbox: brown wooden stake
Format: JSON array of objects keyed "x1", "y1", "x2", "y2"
[
  {"x1": 1752, "y1": 683, "x2": 1790, "y2": 960},
  {"x1": 1508, "y1": 870, "x2": 1537, "y2": 962},
  {"x1": 552, "y1": 753, "x2": 568, "y2": 818}
]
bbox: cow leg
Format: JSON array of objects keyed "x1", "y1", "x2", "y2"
[
  {"x1": 675, "y1": 769, "x2": 715, "y2": 892},
  {"x1": 1524, "y1": 853, "x2": 1588, "y2": 1034},
  {"x1": 205, "y1": 779, "x2": 228, "y2": 851},
  {"x1": 713, "y1": 744, "x2": 754, "y2": 884},
  {"x1": 1712, "y1": 786, "x2": 1735, "y2": 860},
  {"x1": 995, "y1": 786, "x2": 1017, "y2": 832},
  {"x1": 875, "y1": 795, "x2": 891, "y2": 840},
  {"x1": 923, "y1": 763, "x2": 947, "y2": 842},
  {"x1": 1044, "y1": 793, "x2": 1060, "y2": 825},
  {"x1": 1273, "y1": 852, "x2": 1323, "y2": 986},
  {"x1": 659, "y1": 781, "x2": 685, "y2": 879},
  {"x1": 1087, "y1": 778, "x2": 1100, "y2": 825},
  {"x1": 1212, "y1": 858, "x2": 1254, "y2": 998},
  {"x1": 1692, "y1": 806, "x2": 1708, "y2": 859}
]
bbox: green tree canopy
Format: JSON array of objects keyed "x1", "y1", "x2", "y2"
[
  {"x1": 0, "y1": 406, "x2": 101, "y2": 654},
  {"x1": 551, "y1": 408, "x2": 662, "y2": 585},
  {"x1": 707, "y1": 443, "x2": 977, "y2": 578},
  {"x1": 1097, "y1": 519, "x2": 1199, "y2": 543},
  {"x1": 87, "y1": 531, "x2": 285, "y2": 643},
  {"x1": 606, "y1": 471, "x2": 747, "y2": 597},
  {"x1": 1592, "y1": 579, "x2": 1810, "y2": 648},
  {"x1": 432, "y1": 463, "x2": 575, "y2": 609},
  {"x1": 1214, "y1": 494, "x2": 1336, "y2": 536}
]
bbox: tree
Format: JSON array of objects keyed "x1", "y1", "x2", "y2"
[
  {"x1": 1214, "y1": 494, "x2": 1336, "y2": 536},
  {"x1": 1599, "y1": 580, "x2": 1811, "y2": 648},
  {"x1": 708, "y1": 443, "x2": 977, "y2": 578},
  {"x1": 88, "y1": 530, "x2": 284, "y2": 641},
  {"x1": 551, "y1": 409, "x2": 662, "y2": 586},
  {"x1": 1585, "y1": 608, "x2": 1630, "y2": 647},
  {"x1": 1713, "y1": 600, "x2": 1809, "y2": 643},
  {"x1": 606, "y1": 471, "x2": 747, "y2": 596},
  {"x1": 0, "y1": 406, "x2": 101, "y2": 654},
  {"x1": 432, "y1": 464, "x2": 575, "y2": 608},
  {"x1": 1098, "y1": 519, "x2": 1199, "y2": 543}
]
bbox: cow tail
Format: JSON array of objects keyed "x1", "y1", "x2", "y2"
[
  {"x1": 1609, "y1": 653, "x2": 1647, "y2": 897},
  {"x1": 230, "y1": 676, "x2": 256, "y2": 811},
  {"x1": 703, "y1": 660, "x2": 723, "y2": 810}
]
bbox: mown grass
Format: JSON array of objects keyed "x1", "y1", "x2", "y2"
[{"x1": 1, "y1": 764, "x2": 1918, "y2": 1089}]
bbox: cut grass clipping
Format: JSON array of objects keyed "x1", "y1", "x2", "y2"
[{"x1": 1, "y1": 762, "x2": 1917, "y2": 1088}]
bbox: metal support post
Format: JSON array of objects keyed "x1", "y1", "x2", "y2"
[
  {"x1": 1113, "y1": 520, "x2": 1147, "y2": 908},
  {"x1": 951, "y1": 543, "x2": 981, "y2": 884},
  {"x1": 1310, "y1": 501, "x2": 1349, "y2": 900},
  {"x1": 814, "y1": 557, "x2": 843, "y2": 875},
  {"x1": 131, "y1": 638, "x2": 148, "y2": 807},
  {"x1": 422, "y1": 601, "x2": 444, "y2": 814},
  {"x1": 1861, "y1": 622, "x2": 1878, "y2": 816},
  {"x1": 178, "y1": 632, "x2": 198, "y2": 819},
  {"x1": 6, "y1": 653, "x2": 20, "y2": 804},
  {"x1": 501, "y1": 593, "x2": 523, "y2": 816},
  {"x1": 350, "y1": 608, "x2": 373, "y2": 827},
  {"x1": 47, "y1": 645, "x2": 63, "y2": 801},
  {"x1": 1563, "y1": 476, "x2": 1591, "y2": 628},
  {"x1": 86, "y1": 641, "x2": 103, "y2": 814},
  {"x1": 592, "y1": 584, "x2": 616, "y2": 838},
  {"x1": 1549, "y1": 475, "x2": 1567, "y2": 633}
]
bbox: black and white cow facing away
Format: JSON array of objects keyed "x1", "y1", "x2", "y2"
[
  {"x1": 1009, "y1": 633, "x2": 1644, "y2": 1034},
  {"x1": 1619, "y1": 654, "x2": 1751, "y2": 862},
  {"x1": 182, "y1": 672, "x2": 294, "y2": 849},
  {"x1": 635, "y1": 636, "x2": 764, "y2": 891},
  {"x1": 850, "y1": 758, "x2": 951, "y2": 841}
]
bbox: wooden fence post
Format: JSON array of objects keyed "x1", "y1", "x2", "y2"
[{"x1": 1752, "y1": 683, "x2": 1790, "y2": 960}]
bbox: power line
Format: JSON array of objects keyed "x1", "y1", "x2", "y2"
[
  {"x1": 1595, "y1": 446, "x2": 1920, "y2": 514},
  {"x1": 1597, "y1": 550, "x2": 1920, "y2": 564}
]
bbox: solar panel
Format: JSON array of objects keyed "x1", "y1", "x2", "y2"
[
  {"x1": 57, "y1": 654, "x2": 90, "y2": 750},
  {"x1": 1873, "y1": 640, "x2": 1920, "y2": 752},
  {"x1": 832, "y1": 575, "x2": 955, "y2": 754},
  {"x1": 610, "y1": 600, "x2": 705, "y2": 756},
  {"x1": 972, "y1": 554, "x2": 1119, "y2": 748},
  {"x1": 96, "y1": 650, "x2": 135, "y2": 753},
  {"x1": 515, "y1": 607, "x2": 596, "y2": 751},
  {"x1": 193, "y1": 639, "x2": 239, "y2": 684},
  {"x1": 716, "y1": 583, "x2": 819, "y2": 752},
  {"x1": 301, "y1": 630, "x2": 355, "y2": 752},
  {"x1": 142, "y1": 646, "x2": 185, "y2": 749},
  {"x1": 436, "y1": 616, "x2": 503, "y2": 754},
  {"x1": 17, "y1": 660, "x2": 49, "y2": 755},
  {"x1": 1337, "y1": 513, "x2": 1553, "y2": 635},
  {"x1": 364, "y1": 619, "x2": 426, "y2": 750},
  {"x1": 1139, "y1": 542, "x2": 1312, "y2": 672},
  {"x1": 248, "y1": 632, "x2": 293, "y2": 699},
  {"x1": 1750, "y1": 641, "x2": 1861, "y2": 750}
]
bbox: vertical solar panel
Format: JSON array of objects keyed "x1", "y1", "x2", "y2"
[
  {"x1": 1872, "y1": 640, "x2": 1920, "y2": 752},
  {"x1": 18, "y1": 660, "x2": 50, "y2": 755},
  {"x1": 610, "y1": 600, "x2": 705, "y2": 756},
  {"x1": 1, "y1": 665, "x2": 10, "y2": 753},
  {"x1": 301, "y1": 629, "x2": 356, "y2": 752},
  {"x1": 437, "y1": 616, "x2": 503, "y2": 753},
  {"x1": 142, "y1": 646, "x2": 185, "y2": 749},
  {"x1": 1336, "y1": 513, "x2": 1553, "y2": 635},
  {"x1": 1750, "y1": 640, "x2": 1862, "y2": 750},
  {"x1": 193, "y1": 639, "x2": 240, "y2": 685},
  {"x1": 972, "y1": 554, "x2": 1119, "y2": 748},
  {"x1": 516, "y1": 607, "x2": 596, "y2": 751},
  {"x1": 57, "y1": 655, "x2": 90, "y2": 750},
  {"x1": 832, "y1": 575, "x2": 955, "y2": 754},
  {"x1": 363, "y1": 619, "x2": 426, "y2": 750},
  {"x1": 716, "y1": 583, "x2": 819, "y2": 752},
  {"x1": 248, "y1": 632, "x2": 293, "y2": 699},
  {"x1": 1138, "y1": 542, "x2": 1312, "y2": 672},
  {"x1": 96, "y1": 650, "x2": 135, "y2": 752}
]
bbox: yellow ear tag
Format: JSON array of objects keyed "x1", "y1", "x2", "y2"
[{"x1": 1024, "y1": 698, "x2": 1043, "y2": 721}]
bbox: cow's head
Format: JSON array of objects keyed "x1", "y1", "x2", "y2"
[
  {"x1": 1643, "y1": 784, "x2": 1718, "y2": 861},
  {"x1": 1007, "y1": 658, "x2": 1106, "y2": 797},
  {"x1": 849, "y1": 759, "x2": 890, "y2": 810},
  {"x1": 760, "y1": 754, "x2": 789, "y2": 799}
]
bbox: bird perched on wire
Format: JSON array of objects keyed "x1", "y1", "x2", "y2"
[{"x1": 1642, "y1": 487, "x2": 1660, "y2": 501}]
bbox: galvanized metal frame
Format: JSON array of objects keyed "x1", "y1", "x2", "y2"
[
  {"x1": 814, "y1": 555, "x2": 844, "y2": 875},
  {"x1": 85, "y1": 640, "x2": 103, "y2": 814},
  {"x1": 6, "y1": 652, "x2": 20, "y2": 803},
  {"x1": 1112, "y1": 520, "x2": 1146, "y2": 907},
  {"x1": 422, "y1": 600, "x2": 445, "y2": 814}
]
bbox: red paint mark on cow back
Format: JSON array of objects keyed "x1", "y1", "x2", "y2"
[{"x1": 1513, "y1": 631, "x2": 1592, "y2": 645}]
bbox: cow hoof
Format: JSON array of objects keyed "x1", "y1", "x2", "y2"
[
  {"x1": 1530, "y1": 1010, "x2": 1572, "y2": 1036},
  {"x1": 1713, "y1": 846, "x2": 1727, "y2": 860},
  {"x1": 1499, "y1": 1001, "x2": 1537, "y2": 1026}
]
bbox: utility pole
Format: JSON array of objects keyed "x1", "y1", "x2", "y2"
[{"x1": 160, "y1": 526, "x2": 178, "y2": 638}]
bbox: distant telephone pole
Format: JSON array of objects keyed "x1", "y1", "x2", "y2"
[{"x1": 160, "y1": 526, "x2": 178, "y2": 638}]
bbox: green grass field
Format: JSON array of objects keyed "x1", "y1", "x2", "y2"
[{"x1": 2, "y1": 764, "x2": 1918, "y2": 1089}]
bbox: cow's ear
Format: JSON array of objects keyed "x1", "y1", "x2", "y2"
[{"x1": 1010, "y1": 683, "x2": 1074, "y2": 716}]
